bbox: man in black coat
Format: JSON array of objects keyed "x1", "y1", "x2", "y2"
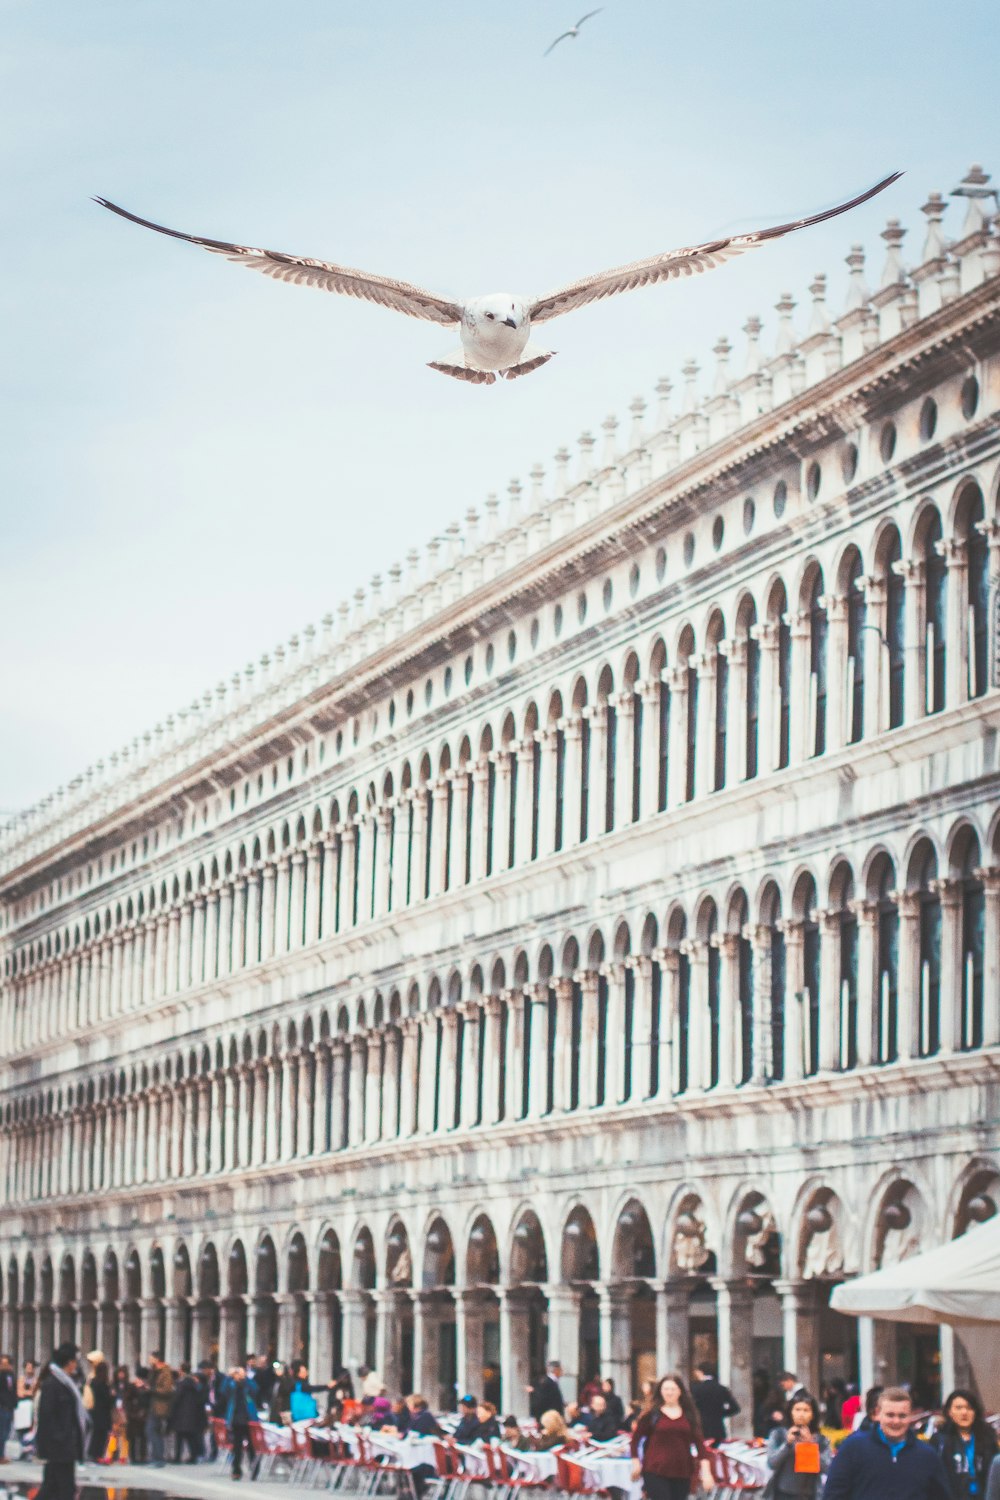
[
  {"x1": 692, "y1": 1363, "x2": 741, "y2": 1443},
  {"x1": 36, "y1": 1344, "x2": 89, "y2": 1500},
  {"x1": 0, "y1": 1353, "x2": 16, "y2": 1463},
  {"x1": 528, "y1": 1360, "x2": 565, "y2": 1421}
]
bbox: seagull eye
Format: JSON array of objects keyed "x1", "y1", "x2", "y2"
[{"x1": 486, "y1": 312, "x2": 495, "y2": 320}]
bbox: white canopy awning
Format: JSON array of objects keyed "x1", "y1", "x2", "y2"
[
  {"x1": 831, "y1": 1217, "x2": 1000, "y2": 1409},
  {"x1": 831, "y1": 1216, "x2": 1000, "y2": 1326}
]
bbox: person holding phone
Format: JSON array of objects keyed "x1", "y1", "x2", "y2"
[{"x1": 766, "y1": 1393, "x2": 832, "y2": 1497}]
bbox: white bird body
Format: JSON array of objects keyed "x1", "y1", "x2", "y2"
[{"x1": 94, "y1": 174, "x2": 901, "y2": 386}]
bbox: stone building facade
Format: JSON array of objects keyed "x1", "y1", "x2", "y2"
[{"x1": 2, "y1": 166, "x2": 1000, "y2": 1427}]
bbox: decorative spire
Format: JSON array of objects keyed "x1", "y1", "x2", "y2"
[
  {"x1": 507, "y1": 477, "x2": 523, "y2": 525},
  {"x1": 628, "y1": 395, "x2": 646, "y2": 449},
  {"x1": 601, "y1": 413, "x2": 619, "y2": 466},
  {"x1": 879, "y1": 220, "x2": 908, "y2": 288},
  {"x1": 807, "y1": 274, "x2": 830, "y2": 337},
  {"x1": 711, "y1": 336, "x2": 732, "y2": 395},
  {"x1": 529, "y1": 463, "x2": 545, "y2": 509},
  {"x1": 681, "y1": 357, "x2": 699, "y2": 413},
  {"x1": 655, "y1": 376, "x2": 673, "y2": 428},
  {"x1": 553, "y1": 447, "x2": 570, "y2": 494},
  {"x1": 920, "y1": 193, "x2": 948, "y2": 264},
  {"x1": 742, "y1": 316, "x2": 762, "y2": 375},
  {"x1": 577, "y1": 431, "x2": 596, "y2": 480},
  {"x1": 464, "y1": 506, "x2": 480, "y2": 548},
  {"x1": 952, "y1": 163, "x2": 996, "y2": 238},
  {"x1": 773, "y1": 293, "x2": 796, "y2": 355},
  {"x1": 843, "y1": 245, "x2": 870, "y2": 311},
  {"x1": 484, "y1": 493, "x2": 500, "y2": 536}
]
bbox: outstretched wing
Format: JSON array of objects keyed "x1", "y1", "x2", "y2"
[
  {"x1": 575, "y1": 9, "x2": 602, "y2": 27},
  {"x1": 543, "y1": 29, "x2": 575, "y2": 55},
  {"x1": 529, "y1": 172, "x2": 902, "y2": 324},
  {"x1": 94, "y1": 197, "x2": 463, "y2": 327}
]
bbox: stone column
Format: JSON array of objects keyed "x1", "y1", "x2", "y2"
[
  {"x1": 232, "y1": 877, "x2": 248, "y2": 970},
  {"x1": 747, "y1": 925, "x2": 773, "y2": 1084},
  {"x1": 603, "y1": 962, "x2": 626, "y2": 1105},
  {"x1": 218, "y1": 881, "x2": 234, "y2": 977},
  {"x1": 374, "y1": 807, "x2": 393, "y2": 915},
  {"x1": 896, "y1": 891, "x2": 922, "y2": 1061},
  {"x1": 683, "y1": 939, "x2": 710, "y2": 1093},
  {"x1": 636, "y1": 678, "x2": 661, "y2": 816},
  {"x1": 439, "y1": 1009, "x2": 460, "y2": 1130},
  {"x1": 356, "y1": 812, "x2": 375, "y2": 923},
  {"x1": 460, "y1": 1002, "x2": 480, "y2": 1128},
  {"x1": 499, "y1": 1288, "x2": 532, "y2": 1416},
  {"x1": 348, "y1": 1037, "x2": 366, "y2": 1147},
  {"x1": 339, "y1": 824, "x2": 357, "y2": 926},
  {"x1": 661, "y1": 666, "x2": 686, "y2": 806},
  {"x1": 562, "y1": 717, "x2": 584, "y2": 847},
  {"x1": 320, "y1": 836, "x2": 338, "y2": 937},
  {"x1": 823, "y1": 594, "x2": 849, "y2": 751},
  {"x1": 752, "y1": 622, "x2": 779, "y2": 773},
  {"x1": 938, "y1": 537, "x2": 968, "y2": 708},
  {"x1": 274, "y1": 854, "x2": 292, "y2": 953},
  {"x1": 491, "y1": 751, "x2": 513, "y2": 872},
  {"x1": 505, "y1": 989, "x2": 526, "y2": 1120},
  {"x1": 416, "y1": 1016, "x2": 437, "y2": 1135},
  {"x1": 785, "y1": 610, "x2": 810, "y2": 765},
  {"x1": 781, "y1": 919, "x2": 806, "y2": 1082},
  {"x1": 309, "y1": 1292, "x2": 336, "y2": 1381},
  {"x1": 139, "y1": 1297, "x2": 162, "y2": 1363},
  {"x1": 205, "y1": 887, "x2": 220, "y2": 981},
  {"x1": 546, "y1": 1285, "x2": 582, "y2": 1400},
  {"x1": 713, "y1": 1278, "x2": 754, "y2": 1436},
  {"x1": 470, "y1": 759, "x2": 491, "y2": 881},
  {"x1": 332, "y1": 1039, "x2": 348, "y2": 1149},
  {"x1": 482, "y1": 998, "x2": 503, "y2": 1124},
  {"x1": 411, "y1": 1292, "x2": 435, "y2": 1399},
  {"x1": 428, "y1": 780, "x2": 449, "y2": 897},
  {"x1": 296, "y1": 1046, "x2": 313, "y2": 1158},
  {"x1": 896, "y1": 558, "x2": 923, "y2": 723},
  {"x1": 289, "y1": 850, "x2": 306, "y2": 949},
  {"x1": 364, "y1": 1031, "x2": 382, "y2": 1144},
  {"x1": 398, "y1": 1019, "x2": 418, "y2": 1137},
  {"x1": 776, "y1": 1279, "x2": 820, "y2": 1396},
  {"x1": 695, "y1": 652, "x2": 716, "y2": 797},
  {"x1": 578, "y1": 971, "x2": 600, "y2": 1108},
  {"x1": 655, "y1": 1283, "x2": 692, "y2": 1378},
  {"x1": 337, "y1": 1290, "x2": 367, "y2": 1381},
  {"x1": 598, "y1": 1283, "x2": 633, "y2": 1398},
  {"x1": 852, "y1": 900, "x2": 878, "y2": 1067},
  {"x1": 613, "y1": 690, "x2": 637, "y2": 827},
  {"x1": 514, "y1": 739, "x2": 535, "y2": 866},
  {"x1": 164, "y1": 1298, "x2": 186, "y2": 1367},
  {"x1": 527, "y1": 985, "x2": 551, "y2": 1119},
  {"x1": 586, "y1": 703, "x2": 609, "y2": 833},
  {"x1": 166, "y1": 906, "x2": 181, "y2": 993},
  {"x1": 407, "y1": 791, "x2": 427, "y2": 902},
  {"x1": 715, "y1": 934, "x2": 739, "y2": 1090},
  {"x1": 935, "y1": 878, "x2": 963, "y2": 1054},
  {"x1": 817, "y1": 908, "x2": 843, "y2": 1073},
  {"x1": 536, "y1": 727, "x2": 560, "y2": 857},
  {"x1": 552, "y1": 979, "x2": 575, "y2": 1111},
  {"x1": 977, "y1": 867, "x2": 1000, "y2": 1047},
  {"x1": 661, "y1": 949, "x2": 680, "y2": 1097}
]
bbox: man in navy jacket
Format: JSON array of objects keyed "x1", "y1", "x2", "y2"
[{"x1": 825, "y1": 1387, "x2": 950, "y2": 1500}]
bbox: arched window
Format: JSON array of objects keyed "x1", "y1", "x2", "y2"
[
  {"x1": 596, "y1": 969, "x2": 609, "y2": 1104},
  {"x1": 923, "y1": 509, "x2": 946, "y2": 714},
  {"x1": 808, "y1": 570, "x2": 828, "y2": 756},
  {"x1": 838, "y1": 872, "x2": 858, "y2": 1070},
  {"x1": 873, "y1": 857, "x2": 898, "y2": 1064},
  {"x1": 846, "y1": 552, "x2": 866, "y2": 743},
  {"x1": 530, "y1": 734, "x2": 541, "y2": 859},
  {"x1": 554, "y1": 722, "x2": 566, "y2": 852},
  {"x1": 579, "y1": 711, "x2": 591, "y2": 842},
  {"x1": 958, "y1": 485, "x2": 989, "y2": 699},
  {"x1": 623, "y1": 961, "x2": 635, "y2": 1099},
  {"x1": 730, "y1": 891, "x2": 753, "y2": 1085},
  {"x1": 958, "y1": 831, "x2": 985, "y2": 1049},
  {"x1": 630, "y1": 677, "x2": 642, "y2": 822},
  {"x1": 741, "y1": 600, "x2": 760, "y2": 781},
  {"x1": 705, "y1": 906, "x2": 720, "y2": 1088},
  {"x1": 677, "y1": 943, "x2": 690, "y2": 1094},
  {"x1": 915, "y1": 846, "x2": 941, "y2": 1057}
]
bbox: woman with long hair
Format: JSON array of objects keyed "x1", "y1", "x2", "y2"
[
  {"x1": 631, "y1": 1374, "x2": 712, "y2": 1500},
  {"x1": 533, "y1": 1409, "x2": 572, "y2": 1450},
  {"x1": 765, "y1": 1393, "x2": 832, "y2": 1497},
  {"x1": 932, "y1": 1388, "x2": 998, "y2": 1498}
]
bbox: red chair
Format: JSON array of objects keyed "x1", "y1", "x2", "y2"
[
  {"x1": 704, "y1": 1446, "x2": 767, "y2": 1495},
  {"x1": 555, "y1": 1452, "x2": 611, "y2": 1498},
  {"x1": 210, "y1": 1416, "x2": 233, "y2": 1470}
]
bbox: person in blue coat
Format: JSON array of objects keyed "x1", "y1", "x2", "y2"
[
  {"x1": 825, "y1": 1387, "x2": 950, "y2": 1500},
  {"x1": 223, "y1": 1367, "x2": 259, "y2": 1482}
]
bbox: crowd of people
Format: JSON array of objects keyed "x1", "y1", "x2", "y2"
[{"x1": 4, "y1": 1341, "x2": 997, "y2": 1500}]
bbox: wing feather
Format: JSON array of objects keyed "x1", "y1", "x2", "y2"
[
  {"x1": 94, "y1": 198, "x2": 463, "y2": 327},
  {"x1": 529, "y1": 172, "x2": 902, "y2": 324}
]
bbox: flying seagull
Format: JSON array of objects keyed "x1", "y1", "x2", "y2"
[
  {"x1": 94, "y1": 173, "x2": 901, "y2": 385},
  {"x1": 544, "y1": 8, "x2": 602, "y2": 56}
]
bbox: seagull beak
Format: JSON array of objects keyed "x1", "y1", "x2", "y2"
[{"x1": 503, "y1": 317, "x2": 518, "y2": 329}]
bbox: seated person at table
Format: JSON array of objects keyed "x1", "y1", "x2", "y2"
[
  {"x1": 384, "y1": 1398, "x2": 411, "y2": 1435},
  {"x1": 367, "y1": 1396, "x2": 394, "y2": 1429},
  {"x1": 406, "y1": 1395, "x2": 444, "y2": 1437},
  {"x1": 474, "y1": 1401, "x2": 501, "y2": 1441},
  {"x1": 601, "y1": 1379, "x2": 627, "y2": 1431},
  {"x1": 585, "y1": 1394, "x2": 620, "y2": 1443},
  {"x1": 453, "y1": 1395, "x2": 481, "y2": 1443},
  {"x1": 533, "y1": 1411, "x2": 572, "y2": 1450},
  {"x1": 502, "y1": 1415, "x2": 532, "y2": 1451}
]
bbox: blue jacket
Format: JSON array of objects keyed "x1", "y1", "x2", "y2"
[
  {"x1": 222, "y1": 1375, "x2": 259, "y2": 1428},
  {"x1": 824, "y1": 1426, "x2": 951, "y2": 1500}
]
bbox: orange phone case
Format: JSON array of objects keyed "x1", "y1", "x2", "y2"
[{"x1": 794, "y1": 1440, "x2": 821, "y2": 1474}]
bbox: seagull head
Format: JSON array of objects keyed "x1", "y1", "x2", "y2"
[{"x1": 472, "y1": 293, "x2": 523, "y2": 331}]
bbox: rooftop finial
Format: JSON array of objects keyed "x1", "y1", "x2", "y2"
[
  {"x1": 807, "y1": 274, "x2": 830, "y2": 337},
  {"x1": 711, "y1": 336, "x2": 732, "y2": 395},
  {"x1": 843, "y1": 244, "x2": 870, "y2": 311},
  {"x1": 773, "y1": 293, "x2": 796, "y2": 355},
  {"x1": 952, "y1": 163, "x2": 996, "y2": 238},
  {"x1": 920, "y1": 193, "x2": 948, "y2": 264},
  {"x1": 742, "y1": 316, "x2": 762, "y2": 375},
  {"x1": 879, "y1": 219, "x2": 908, "y2": 288}
]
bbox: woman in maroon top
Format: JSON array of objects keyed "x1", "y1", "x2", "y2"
[{"x1": 631, "y1": 1375, "x2": 713, "y2": 1500}]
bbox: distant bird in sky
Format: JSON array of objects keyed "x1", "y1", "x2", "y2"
[
  {"x1": 544, "y1": 8, "x2": 602, "y2": 56},
  {"x1": 94, "y1": 173, "x2": 901, "y2": 385}
]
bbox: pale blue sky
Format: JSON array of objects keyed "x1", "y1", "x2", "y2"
[{"x1": 2, "y1": 0, "x2": 997, "y2": 813}]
